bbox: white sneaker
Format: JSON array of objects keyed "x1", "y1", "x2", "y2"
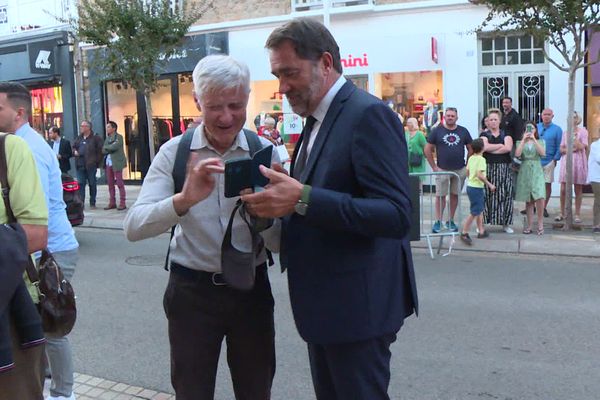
[
  {"x1": 503, "y1": 226, "x2": 514, "y2": 234},
  {"x1": 47, "y1": 394, "x2": 76, "y2": 400}
]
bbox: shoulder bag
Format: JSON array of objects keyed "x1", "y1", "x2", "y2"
[{"x1": 0, "y1": 134, "x2": 77, "y2": 337}]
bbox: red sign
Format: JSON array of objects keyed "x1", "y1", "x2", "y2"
[
  {"x1": 431, "y1": 37, "x2": 438, "y2": 64},
  {"x1": 340, "y1": 53, "x2": 369, "y2": 68}
]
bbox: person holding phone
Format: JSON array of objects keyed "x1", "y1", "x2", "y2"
[{"x1": 515, "y1": 122, "x2": 546, "y2": 234}]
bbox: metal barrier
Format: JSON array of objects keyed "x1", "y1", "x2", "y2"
[{"x1": 410, "y1": 171, "x2": 463, "y2": 259}]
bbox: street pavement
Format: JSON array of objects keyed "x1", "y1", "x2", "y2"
[
  {"x1": 58, "y1": 228, "x2": 600, "y2": 400},
  {"x1": 58, "y1": 184, "x2": 599, "y2": 399}
]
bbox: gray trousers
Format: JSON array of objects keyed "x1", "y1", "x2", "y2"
[{"x1": 45, "y1": 248, "x2": 79, "y2": 398}]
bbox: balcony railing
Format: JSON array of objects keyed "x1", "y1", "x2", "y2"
[{"x1": 292, "y1": 0, "x2": 374, "y2": 12}]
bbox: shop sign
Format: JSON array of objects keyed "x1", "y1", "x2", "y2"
[
  {"x1": 431, "y1": 37, "x2": 438, "y2": 64},
  {"x1": 157, "y1": 32, "x2": 228, "y2": 74},
  {"x1": 283, "y1": 113, "x2": 302, "y2": 135},
  {"x1": 28, "y1": 40, "x2": 56, "y2": 75},
  {"x1": 341, "y1": 53, "x2": 369, "y2": 69}
]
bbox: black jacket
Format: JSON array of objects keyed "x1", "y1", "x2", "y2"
[{"x1": 49, "y1": 138, "x2": 73, "y2": 173}]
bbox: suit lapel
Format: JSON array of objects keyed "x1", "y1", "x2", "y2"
[{"x1": 300, "y1": 81, "x2": 355, "y2": 183}]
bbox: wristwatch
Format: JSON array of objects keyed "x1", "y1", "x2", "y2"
[{"x1": 294, "y1": 185, "x2": 312, "y2": 216}]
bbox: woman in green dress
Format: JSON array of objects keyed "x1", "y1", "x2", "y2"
[
  {"x1": 405, "y1": 117, "x2": 427, "y2": 178},
  {"x1": 515, "y1": 122, "x2": 546, "y2": 235}
]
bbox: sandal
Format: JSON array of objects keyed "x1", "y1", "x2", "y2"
[
  {"x1": 537, "y1": 228, "x2": 544, "y2": 236},
  {"x1": 554, "y1": 215, "x2": 564, "y2": 222},
  {"x1": 522, "y1": 228, "x2": 532, "y2": 234},
  {"x1": 574, "y1": 216, "x2": 582, "y2": 224}
]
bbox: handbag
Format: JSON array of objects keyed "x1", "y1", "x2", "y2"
[
  {"x1": 0, "y1": 135, "x2": 77, "y2": 337},
  {"x1": 409, "y1": 152, "x2": 423, "y2": 167},
  {"x1": 25, "y1": 251, "x2": 77, "y2": 336}
]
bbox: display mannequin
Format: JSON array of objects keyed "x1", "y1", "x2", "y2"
[{"x1": 423, "y1": 101, "x2": 440, "y2": 135}]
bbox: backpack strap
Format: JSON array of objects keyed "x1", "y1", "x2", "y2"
[
  {"x1": 164, "y1": 128, "x2": 195, "y2": 270},
  {"x1": 243, "y1": 129, "x2": 262, "y2": 157}
]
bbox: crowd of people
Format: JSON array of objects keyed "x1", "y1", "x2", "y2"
[
  {"x1": 2, "y1": 16, "x2": 599, "y2": 400},
  {"x1": 2, "y1": 18, "x2": 418, "y2": 400},
  {"x1": 410, "y1": 97, "x2": 600, "y2": 240}
]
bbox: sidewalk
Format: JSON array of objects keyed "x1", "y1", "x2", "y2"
[{"x1": 81, "y1": 184, "x2": 600, "y2": 259}]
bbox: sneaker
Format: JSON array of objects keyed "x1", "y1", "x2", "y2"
[
  {"x1": 47, "y1": 393, "x2": 76, "y2": 400},
  {"x1": 477, "y1": 231, "x2": 489, "y2": 238},
  {"x1": 446, "y1": 220, "x2": 459, "y2": 232},
  {"x1": 543, "y1": 209, "x2": 549, "y2": 218},
  {"x1": 503, "y1": 226, "x2": 514, "y2": 234},
  {"x1": 460, "y1": 232, "x2": 473, "y2": 245},
  {"x1": 432, "y1": 220, "x2": 442, "y2": 234}
]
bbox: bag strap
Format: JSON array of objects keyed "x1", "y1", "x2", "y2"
[
  {"x1": 163, "y1": 128, "x2": 196, "y2": 271},
  {"x1": 0, "y1": 134, "x2": 41, "y2": 284},
  {"x1": 0, "y1": 134, "x2": 16, "y2": 224}
]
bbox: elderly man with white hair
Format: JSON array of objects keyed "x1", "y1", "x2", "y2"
[{"x1": 124, "y1": 55, "x2": 280, "y2": 400}]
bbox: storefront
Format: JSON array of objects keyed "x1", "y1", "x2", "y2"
[
  {"x1": 87, "y1": 32, "x2": 228, "y2": 181},
  {"x1": 0, "y1": 30, "x2": 77, "y2": 142},
  {"x1": 230, "y1": 19, "x2": 449, "y2": 145}
]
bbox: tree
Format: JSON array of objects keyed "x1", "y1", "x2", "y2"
[
  {"x1": 72, "y1": 0, "x2": 212, "y2": 160},
  {"x1": 472, "y1": 0, "x2": 600, "y2": 229}
]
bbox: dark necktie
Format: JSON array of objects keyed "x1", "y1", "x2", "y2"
[{"x1": 292, "y1": 116, "x2": 317, "y2": 180}]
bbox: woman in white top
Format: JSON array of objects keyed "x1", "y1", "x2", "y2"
[{"x1": 588, "y1": 138, "x2": 600, "y2": 233}]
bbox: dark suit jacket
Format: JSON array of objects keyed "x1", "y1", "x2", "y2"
[
  {"x1": 49, "y1": 138, "x2": 72, "y2": 173},
  {"x1": 282, "y1": 80, "x2": 418, "y2": 345}
]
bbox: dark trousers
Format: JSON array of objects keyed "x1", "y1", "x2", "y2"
[
  {"x1": 0, "y1": 320, "x2": 44, "y2": 400},
  {"x1": 164, "y1": 263, "x2": 275, "y2": 400},
  {"x1": 308, "y1": 332, "x2": 397, "y2": 400},
  {"x1": 76, "y1": 166, "x2": 97, "y2": 206}
]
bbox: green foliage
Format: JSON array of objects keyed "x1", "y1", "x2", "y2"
[
  {"x1": 472, "y1": 0, "x2": 599, "y2": 70},
  {"x1": 75, "y1": 0, "x2": 212, "y2": 93}
]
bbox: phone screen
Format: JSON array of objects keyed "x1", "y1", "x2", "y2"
[{"x1": 526, "y1": 124, "x2": 534, "y2": 133}]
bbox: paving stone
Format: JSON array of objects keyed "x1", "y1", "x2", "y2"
[
  {"x1": 111, "y1": 383, "x2": 130, "y2": 393},
  {"x1": 75, "y1": 384, "x2": 93, "y2": 395},
  {"x1": 98, "y1": 379, "x2": 117, "y2": 390},
  {"x1": 75, "y1": 374, "x2": 93, "y2": 384},
  {"x1": 124, "y1": 385, "x2": 143, "y2": 395},
  {"x1": 87, "y1": 387, "x2": 106, "y2": 397},
  {"x1": 98, "y1": 391, "x2": 120, "y2": 400},
  {"x1": 136, "y1": 389, "x2": 158, "y2": 399},
  {"x1": 151, "y1": 394, "x2": 172, "y2": 400},
  {"x1": 87, "y1": 377, "x2": 104, "y2": 386},
  {"x1": 113, "y1": 394, "x2": 134, "y2": 400}
]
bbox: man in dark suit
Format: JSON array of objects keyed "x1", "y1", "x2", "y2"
[
  {"x1": 242, "y1": 18, "x2": 418, "y2": 400},
  {"x1": 48, "y1": 126, "x2": 72, "y2": 173}
]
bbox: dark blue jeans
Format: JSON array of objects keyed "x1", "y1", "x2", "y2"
[{"x1": 76, "y1": 166, "x2": 97, "y2": 206}]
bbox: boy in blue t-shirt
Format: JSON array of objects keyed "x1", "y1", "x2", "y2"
[{"x1": 460, "y1": 138, "x2": 496, "y2": 245}]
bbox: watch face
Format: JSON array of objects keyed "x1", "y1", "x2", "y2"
[{"x1": 295, "y1": 202, "x2": 308, "y2": 216}]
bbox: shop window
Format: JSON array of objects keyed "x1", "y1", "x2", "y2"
[
  {"x1": 106, "y1": 81, "x2": 140, "y2": 180},
  {"x1": 375, "y1": 71, "x2": 443, "y2": 129},
  {"x1": 178, "y1": 73, "x2": 198, "y2": 130},
  {"x1": 30, "y1": 86, "x2": 63, "y2": 136},
  {"x1": 481, "y1": 35, "x2": 545, "y2": 66}
]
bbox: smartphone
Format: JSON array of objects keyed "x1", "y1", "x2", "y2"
[
  {"x1": 526, "y1": 124, "x2": 534, "y2": 133},
  {"x1": 224, "y1": 145, "x2": 273, "y2": 198}
]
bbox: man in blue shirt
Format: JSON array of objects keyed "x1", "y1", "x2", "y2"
[
  {"x1": 0, "y1": 82, "x2": 79, "y2": 400},
  {"x1": 537, "y1": 108, "x2": 562, "y2": 218}
]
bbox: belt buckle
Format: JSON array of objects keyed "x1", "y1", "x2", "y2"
[{"x1": 211, "y1": 273, "x2": 227, "y2": 286}]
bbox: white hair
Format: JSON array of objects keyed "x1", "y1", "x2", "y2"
[
  {"x1": 407, "y1": 117, "x2": 418, "y2": 129},
  {"x1": 264, "y1": 116, "x2": 276, "y2": 126},
  {"x1": 192, "y1": 55, "x2": 250, "y2": 101}
]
